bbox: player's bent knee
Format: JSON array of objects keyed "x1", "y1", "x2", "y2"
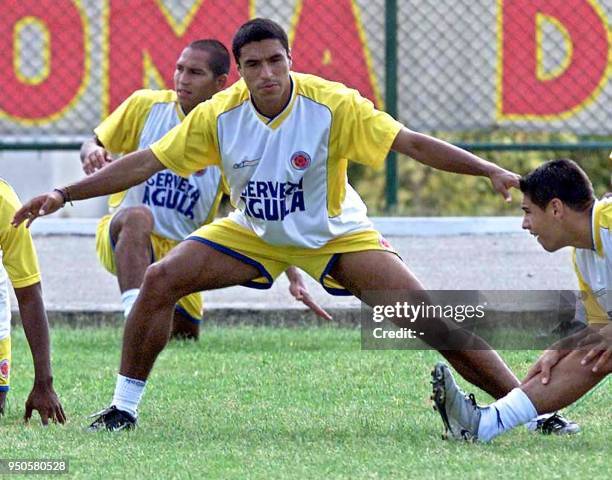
[
  {"x1": 567, "y1": 349, "x2": 611, "y2": 377},
  {"x1": 110, "y1": 207, "x2": 154, "y2": 239},
  {"x1": 142, "y1": 261, "x2": 182, "y2": 302}
]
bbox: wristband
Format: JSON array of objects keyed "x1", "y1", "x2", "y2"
[{"x1": 53, "y1": 188, "x2": 73, "y2": 206}]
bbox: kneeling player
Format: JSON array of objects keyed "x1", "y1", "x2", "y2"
[{"x1": 432, "y1": 159, "x2": 610, "y2": 442}]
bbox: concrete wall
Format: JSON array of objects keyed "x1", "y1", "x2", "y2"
[{"x1": 0, "y1": 151, "x2": 108, "y2": 218}]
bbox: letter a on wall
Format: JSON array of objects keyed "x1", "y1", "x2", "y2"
[{"x1": 290, "y1": 0, "x2": 382, "y2": 107}]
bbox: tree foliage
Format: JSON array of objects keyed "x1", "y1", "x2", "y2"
[{"x1": 350, "y1": 131, "x2": 611, "y2": 216}]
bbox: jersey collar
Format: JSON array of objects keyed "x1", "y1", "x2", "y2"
[
  {"x1": 176, "y1": 101, "x2": 186, "y2": 121},
  {"x1": 171, "y1": 90, "x2": 187, "y2": 121},
  {"x1": 592, "y1": 200, "x2": 604, "y2": 257},
  {"x1": 250, "y1": 75, "x2": 297, "y2": 130}
]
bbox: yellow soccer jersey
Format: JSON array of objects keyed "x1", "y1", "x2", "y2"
[
  {"x1": 94, "y1": 89, "x2": 224, "y2": 241},
  {"x1": 151, "y1": 73, "x2": 402, "y2": 248},
  {"x1": 0, "y1": 180, "x2": 41, "y2": 339},
  {"x1": 572, "y1": 199, "x2": 612, "y2": 324},
  {"x1": 0, "y1": 180, "x2": 41, "y2": 288}
]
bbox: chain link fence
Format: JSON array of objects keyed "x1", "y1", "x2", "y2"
[{"x1": 1, "y1": 0, "x2": 610, "y2": 212}]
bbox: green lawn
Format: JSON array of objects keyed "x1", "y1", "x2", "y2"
[{"x1": 1, "y1": 326, "x2": 609, "y2": 479}]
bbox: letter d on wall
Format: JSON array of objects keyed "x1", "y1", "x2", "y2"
[{"x1": 498, "y1": 0, "x2": 609, "y2": 119}]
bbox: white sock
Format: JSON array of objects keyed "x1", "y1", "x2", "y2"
[
  {"x1": 121, "y1": 289, "x2": 140, "y2": 318},
  {"x1": 477, "y1": 388, "x2": 538, "y2": 442},
  {"x1": 111, "y1": 374, "x2": 146, "y2": 417}
]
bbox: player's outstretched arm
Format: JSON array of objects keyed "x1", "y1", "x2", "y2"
[
  {"x1": 80, "y1": 136, "x2": 112, "y2": 175},
  {"x1": 391, "y1": 127, "x2": 520, "y2": 202},
  {"x1": 286, "y1": 267, "x2": 332, "y2": 320},
  {"x1": 14, "y1": 283, "x2": 66, "y2": 425},
  {"x1": 13, "y1": 148, "x2": 165, "y2": 228}
]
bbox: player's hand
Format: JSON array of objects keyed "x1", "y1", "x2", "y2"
[
  {"x1": 82, "y1": 146, "x2": 112, "y2": 175},
  {"x1": 12, "y1": 191, "x2": 65, "y2": 228},
  {"x1": 24, "y1": 381, "x2": 66, "y2": 425},
  {"x1": 523, "y1": 349, "x2": 568, "y2": 385},
  {"x1": 488, "y1": 167, "x2": 520, "y2": 203},
  {"x1": 579, "y1": 324, "x2": 612, "y2": 373},
  {"x1": 287, "y1": 269, "x2": 332, "y2": 320}
]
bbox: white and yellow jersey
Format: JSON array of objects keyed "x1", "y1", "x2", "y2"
[
  {"x1": 573, "y1": 199, "x2": 612, "y2": 324},
  {"x1": 152, "y1": 73, "x2": 402, "y2": 248},
  {"x1": 95, "y1": 89, "x2": 224, "y2": 241},
  {"x1": 0, "y1": 180, "x2": 41, "y2": 339}
]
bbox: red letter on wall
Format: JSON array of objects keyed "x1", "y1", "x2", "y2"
[
  {"x1": 0, "y1": 0, "x2": 86, "y2": 121},
  {"x1": 290, "y1": 0, "x2": 382, "y2": 106},
  {"x1": 500, "y1": 0, "x2": 608, "y2": 117},
  {"x1": 108, "y1": 0, "x2": 248, "y2": 111}
]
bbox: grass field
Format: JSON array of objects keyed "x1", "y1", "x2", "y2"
[{"x1": 1, "y1": 326, "x2": 609, "y2": 479}]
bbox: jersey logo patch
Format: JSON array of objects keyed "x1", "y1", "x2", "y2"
[
  {"x1": 0, "y1": 359, "x2": 9, "y2": 379},
  {"x1": 290, "y1": 151, "x2": 311, "y2": 171}
]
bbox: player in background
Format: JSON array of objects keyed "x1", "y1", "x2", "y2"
[
  {"x1": 431, "y1": 159, "x2": 610, "y2": 442},
  {"x1": 0, "y1": 179, "x2": 65, "y2": 424},
  {"x1": 14, "y1": 18, "x2": 568, "y2": 432},
  {"x1": 80, "y1": 39, "x2": 330, "y2": 340}
]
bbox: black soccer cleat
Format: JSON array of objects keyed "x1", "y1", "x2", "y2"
[
  {"x1": 535, "y1": 412, "x2": 580, "y2": 435},
  {"x1": 87, "y1": 405, "x2": 137, "y2": 432}
]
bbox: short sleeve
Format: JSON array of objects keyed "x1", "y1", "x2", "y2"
[
  {"x1": 94, "y1": 90, "x2": 153, "y2": 154},
  {"x1": 334, "y1": 89, "x2": 402, "y2": 169},
  {"x1": 0, "y1": 188, "x2": 40, "y2": 289},
  {"x1": 150, "y1": 103, "x2": 220, "y2": 178}
]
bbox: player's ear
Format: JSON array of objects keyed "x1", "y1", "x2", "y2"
[
  {"x1": 236, "y1": 59, "x2": 243, "y2": 78},
  {"x1": 550, "y1": 198, "x2": 564, "y2": 217},
  {"x1": 215, "y1": 73, "x2": 228, "y2": 89},
  {"x1": 287, "y1": 50, "x2": 292, "y2": 69}
]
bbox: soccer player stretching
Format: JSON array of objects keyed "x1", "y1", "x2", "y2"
[
  {"x1": 431, "y1": 159, "x2": 610, "y2": 442},
  {"x1": 16, "y1": 19, "x2": 554, "y2": 432}
]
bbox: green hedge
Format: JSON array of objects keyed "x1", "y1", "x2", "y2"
[{"x1": 351, "y1": 132, "x2": 610, "y2": 216}]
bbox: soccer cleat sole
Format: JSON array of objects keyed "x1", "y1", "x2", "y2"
[
  {"x1": 87, "y1": 422, "x2": 135, "y2": 433},
  {"x1": 431, "y1": 363, "x2": 453, "y2": 440}
]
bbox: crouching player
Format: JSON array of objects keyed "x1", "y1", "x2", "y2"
[
  {"x1": 432, "y1": 159, "x2": 610, "y2": 442},
  {"x1": 0, "y1": 179, "x2": 65, "y2": 424}
]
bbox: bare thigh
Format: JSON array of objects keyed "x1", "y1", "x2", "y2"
[
  {"x1": 330, "y1": 250, "x2": 470, "y2": 349},
  {"x1": 145, "y1": 238, "x2": 262, "y2": 301},
  {"x1": 329, "y1": 250, "x2": 425, "y2": 299}
]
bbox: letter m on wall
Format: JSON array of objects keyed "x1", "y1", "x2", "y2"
[{"x1": 108, "y1": 0, "x2": 248, "y2": 112}]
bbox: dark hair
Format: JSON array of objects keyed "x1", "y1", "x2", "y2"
[
  {"x1": 232, "y1": 18, "x2": 289, "y2": 64},
  {"x1": 187, "y1": 39, "x2": 230, "y2": 77},
  {"x1": 519, "y1": 159, "x2": 595, "y2": 211}
]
